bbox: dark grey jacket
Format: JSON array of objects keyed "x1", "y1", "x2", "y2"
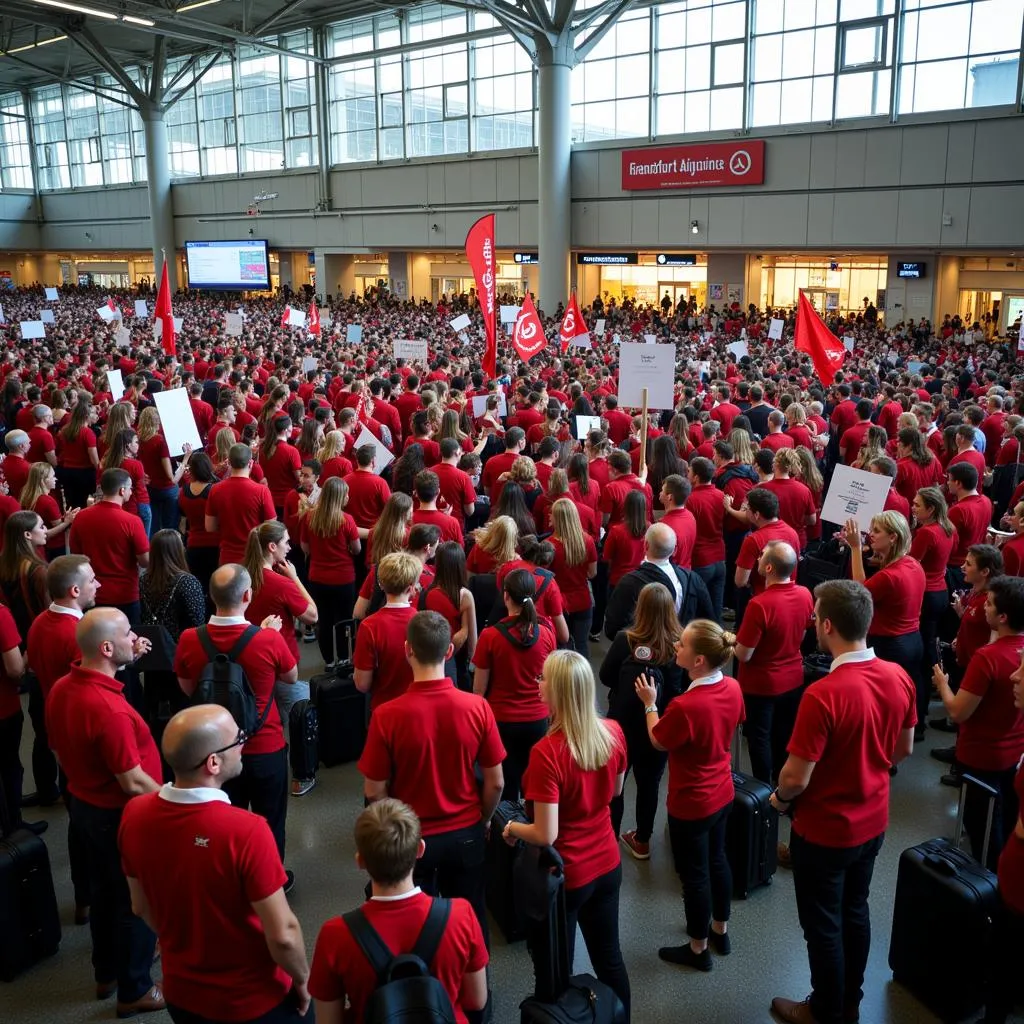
[{"x1": 604, "y1": 562, "x2": 715, "y2": 640}]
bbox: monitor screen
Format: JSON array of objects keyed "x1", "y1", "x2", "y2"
[
  {"x1": 185, "y1": 240, "x2": 270, "y2": 290},
  {"x1": 897, "y1": 262, "x2": 926, "y2": 279}
]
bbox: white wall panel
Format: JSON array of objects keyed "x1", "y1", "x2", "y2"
[
  {"x1": 834, "y1": 133, "x2": 866, "y2": 190},
  {"x1": 631, "y1": 200, "x2": 660, "y2": 246},
  {"x1": 707, "y1": 194, "x2": 742, "y2": 246},
  {"x1": 832, "y1": 191, "x2": 899, "y2": 245},
  {"x1": 974, "y1": 121, "x2": 1024, "y2": 184},
  {"x1": 766, "y1": 135, "x2": 811, "y2": 191},
  {"x1": 895, "y1": 189, "x2": 943, "y2": 246},
  {"x1": 939, "y1": 187, "x2": 971, "y2": 246},
  {"x1": 966, "y1": 185, "x2": 1024, "y2": 246},
  {"x1": 806, "y1": 193, "x2": 835, "y2": 247},
  {"x1": 945, "y1": 123, "x2": 976, "y2": 183},
  {"x1": 808, "y1": 134, "x2": 838, "y2": 190},
  {"x1": 741, "y1": 194, "x2": 809, "y2": 248},
  {"x1": 899, "y1": 125, "x2": 948, "y2": 186},
  {"x1": 865, "y1": 131, "x2": 902, "y2": 187}
]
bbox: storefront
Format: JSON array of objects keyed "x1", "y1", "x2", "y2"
[
  {"x1": 759, "y1": 257, "x2": 888, "y2": 317},
  {"x1": 575, "y1": 253, "x2": 708, "y2": 308}
]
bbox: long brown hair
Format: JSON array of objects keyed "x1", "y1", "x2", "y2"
[
  {"x1": 101, "y1": 429, "x2": 137, "y2": 471},
  {"x1": 0, "y1": 510, "x2": 44, "y2": 582},
  {"x1": 20, "y1": 462, "x2": 54, "y2": 511},
  {"x1": 145, "y1": 529, "x2": 190, "y2": 595},
  {"x1": 551, "y1": 498, "x2": 587, "y2": 567},
  {"x1": 242, "y1": 520, "x2": 288, "y2": 593},
  {"x1": 625, "y1": 582, "x2": 682, "y2": 664},
  {"x1": 60, "y1": 395, "x2": 93, "y2": 442},
  {"x1": 101, "y1": 402, "x2": 134, "y2": 449},
  {"x1": 369, "y1": 492, "x2": 413, "y2": 564},
  {"x1": 307, "y1": 477, "x2": 349, "y2": 537},
  {"x1": 261, "y1": 415, "x2": 291, "y2": 463},
  {"x1": 136, "y1": 406, "x2": 161, "y2": 444}
]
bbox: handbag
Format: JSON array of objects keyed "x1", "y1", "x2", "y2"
[{"x1": 135, "y1": 576, "x2": 182, "y2": 674}]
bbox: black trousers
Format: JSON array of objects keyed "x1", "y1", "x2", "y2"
[
  {"x1": 224, "y1": 747, "x2": 289, "y2": 861},
  {"x1": 414, "y1": 821, "x2": 489, "y2": 949},
  {"x1": 307, "y1": 581, "x2": 355, "y2": 666},
  {"x1": 695, "y1": 561, "x2": 726, "y2": 623},
  {"x1": 668, "y1": 805, "x2": 732, "y2": 941},
  {"x1": 743, "y1": 687, "x2": 803, "y2": 787},
  {"x1": 167, "y1": 992, "x2": 310, "y2": 1024},
  {"x1": 60, "y1": 767, "x2": 91, "y2": 907},
  {"x1": 791, "y1": 830, "x2": 885, "y2": 1024},
  {"x1": 68, "y1": 796, "x2": 157, "y2": 1002},
  {"x1": 869, "y1": 631, "x2": 924, "y2": 727},
  {"x1": 610, "y1": 714, "x2": 668, "y2": 844},
  {"x1": 590, "y1": 560, "x2": 609, "y2": 635},
  {"x1": 723, "y1": 529, "x2": 748, "y2": 612},
  {"x1": 186, "y1": 546, "x2": 219, "y2": 617},
  {"x1": 496, "y1": 718, "x2": 548, "y2": 803},
  {"x1": 564, "y1": 608, "x2": 593, "y2": 660},
  {"x1": 61, "y1": 467, "x2": 98, "y2": 513},
  {"x1": 0, "y1": 710, "x2": 24, "y2": 830},
  {"x1": 919, "y1": 588, "x2": 948, "y2": 709},
  {"x1": 25, "y1": 675, "x2": 59, "y2": 802},
  {"x1": 982, "y1": 897, "x2": 1024, "y2": 1023},
  {"x1": 957, "y1": 761, "x2": 1019, "y2": 872}
]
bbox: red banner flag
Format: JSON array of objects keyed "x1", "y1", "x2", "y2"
[
  {"x1": 155, "y1": 260, "x2": 175, "y2": 357},
  {"x1": 795, "y1": 290, "x2": 845, "y2": 387},
  {"x1": 512, "y1": 292, "x2": 546, "y2": 362},
  {"x1": 280, "y1": 306, "x2": 289, "y2": 328},
  {"x1": 308, "y1": 302, "x2": 321, "y2": 338},
  {"x1": 465, "y1": 214, "x2": 497, "y2": 378},
  {"x1": 559, "y1": 292, "x2": 589, "y2": 353}
]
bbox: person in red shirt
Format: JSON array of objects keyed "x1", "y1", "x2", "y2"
[
  {"x1": 933, "y1": 576, "x2": 1024, "y2": 867},
  {"x1": 505, "y1": 649, "x2": 630, "y2": 1016},
  {"x1": 310, "y1": 799, "x2": 488, "y2": 1024},
  {"x1": 405, "y1": 411, "x2": 441, "y2": 466},
  {"x1": 205, "y1": 444, "x2": 277, "y2": 565},
  {"x1": 46, "y1": 607, "x2": 164, "y2": 1016},
  {"x1": 602, "y1": 395, "x2": 633, "y2": 446},
  {"x1": 761, "y1": 450, "x2": 817, "y2": 552},
  {"x1": 733, "y1": 488, "x2": 800, "y2": 618},
  {"x1": 413, "y1": 470, "x2": 463, "y2": 545},
  {"x1": 894, "y1": 427, "x2": 944, "y2": 503},
  {"x1": 1001, "y1": 500, "x2": 1024, "y2": 577},
  {"x1": 946, "y1": 462, "x2": 993, "y2": 590},
  {"x1": 868, "y1": 456, "x2": 911, "y2": 521},
  {"x1": 686, "y1": 457, "x2": 727, "y2": 621},
  {"x1": 0, "y1": 599, "x2": 32, "y2": 835},
  {"x1": 435, "y1": 439, "x2": 477, "y2": 529},
  {"x1": 3, "y1": 429, "x2": 31, "y2": 500},
  {"x1": 548, "y1": 498, "x2": 598, "y2": 656},
  {"x1": 710, "y1": 385, "x2": 741, "y2": 437},
  {"x1": 28, "y1": 404, "x2": 57, "y2": 467},
  {"x1": 120, "y1": 704, "x2": 311, "y2": 1024},
  {"x1": 188, "y1": 382, "x2": 216, "y2": 444},
  {"x1": 394, "y1": 374, "x2": 424, "y2": 437},
  {"x1": 480, "y1": 428, "x2": 526, "y2": 501},
  {"x1": 769, "y1": 580, "x2": 916, "y2": 1024},
  {"x1": 259, "y1": 416, "x2": 302, "y2": 514},
  {"x1": 636, "y1": 617, "x2": 745, "y2": 972},
  {"x1": 600, "y1": 449, "x2": 654, "y2": 528},
  {"x1": 838, "y1": 399, "x2": 875, "y2": 465},
  {"x1": 174, "y1": 564, "x2": 299, "y2": 877},
  {"x1": 948, "y1": 423, "x2": 988, "y2": 481},
  {"x1": 760, "y1": 410, "x2": 795, "y2": 454},
  {"x1": 343, "y1": 443, "x2": 392, "y2": 531},
  {"x1": 360, "y1": 611, "x2": 505, "y2": 955},
  {"x1": 658, "y1": 475, "x2": 697, "y2": 569}
]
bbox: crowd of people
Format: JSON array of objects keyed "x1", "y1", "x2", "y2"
[{"x1": 1, "y1": 280, "x2": 1023, "y2": 1024}]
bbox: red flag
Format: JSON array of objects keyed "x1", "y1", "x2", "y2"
[
  {"x1": 559, "y1": 292, "x2": 589, "y2": 353},
  {"x1": 155, "y1": 260, "x2": 175, "y2": 357},
  {"x1": 107, "y1": 297, "x2": 116, "y2": 312},
  {"x1": 308, "y1": 302, "x2": 321, "y2": 338},
  {"x1": 795, "y1": 291, "x2": 845, "y2": 387},
  {"x1": 280, "y1": 306, "x2": 289, "y2": 328},
  {"x1": 512, "y1": 292, "x2": 546, "y2": 362},
  {"x1": 465, "y1": 215, "x2": 497, "y2": 379}
]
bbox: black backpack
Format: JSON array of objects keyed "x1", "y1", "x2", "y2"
[
  {"x1": 610, "y1": 647, "x2": 665, "y2": 724},
  {"x1": 343, "y1": 898, "x2": 457, "y2": 1024},
  {"x1": 191, "y1": 625, "x2": 269, "y2": 736}
]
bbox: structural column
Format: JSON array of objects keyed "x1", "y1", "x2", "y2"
[
  {"x1": 141, "y1": 106, "x2": 177, "y2": 292},
  {"x1": 537, "y1": 55, "x2": 572, "y2": 318}
]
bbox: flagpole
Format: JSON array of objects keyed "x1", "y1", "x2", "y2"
[{"x1": 639, "y1": 387, "x2": 649, "y2": 480}]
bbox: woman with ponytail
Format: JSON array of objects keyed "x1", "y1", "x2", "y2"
[
  {"x1": 100, "y1": 428, "x2": 152, "y2": 537},
  {"x1": 473, "y1": 567, "x2": 556, "y2": 800},
  {"x1": 549, "y1": 498, "x2": 598, "y2": 657},
  {"x1": 635, "y1": 618, "x2": 744, "y2": 972},
  {"x1": 260, "y1": 414, "x2": 301, "y2": 515}
]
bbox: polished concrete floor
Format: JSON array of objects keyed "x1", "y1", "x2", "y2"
[{"x1": 4, "y1": 634, "x2": 1023, "y2": 1024}]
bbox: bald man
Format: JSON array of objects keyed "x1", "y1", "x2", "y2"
[
  {"x1": 733, "y1": 541, "x2": 815, "y2": 787},
  {"x1": 603, "y1": 522, "x2": 715, "y2": 640},
  {"x1": 46, "y1": 607, "x2": 164, "y2": 1016},
  {"x1": 119, "y1": 706, "x2": 310, "y2": 1024}
]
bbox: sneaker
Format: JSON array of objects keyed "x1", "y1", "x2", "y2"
[
  {"x1": 941, "y1": 771, "x2": 962, "y2": 788},
  {"x1": 588, "y1": 632, "x2": 601, "y2": 643},
  {"x1": 303, "y1": 626, "x2": 317, "y2": 644},
  {"x1": 709, "y1": 929, "x2": 731, "y2": 956},
  {"x1": 291, "y1": 777, "x2": 317, "y2": 797},
  {"x1": 930, "y1": 745, "x2": 956, "y2": 764},
  {"x1": 777, "y1": 842, "x2": 792, "y2": 869},
  {"x1": 658, "y1": 943, "x2": 713, "y2": 971},
  {"x1": 283, "y1": 870, "x2": 295, "y2": 895},
  {"x1": 620, "y1": 830, "x2": 650, "y2": 860}
]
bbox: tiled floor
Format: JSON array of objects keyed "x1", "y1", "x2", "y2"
[{"x1": 5, "y1": 635, "x2": 1022, "y2": 1024}]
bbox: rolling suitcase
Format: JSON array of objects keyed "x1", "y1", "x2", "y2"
[
  {"x1": 888, "y1": 774, "x2": 1000, "y2": 1023},
  {"x1": 486, "y1": 799, "x2": 530, "y2": 942},
  {"x1": 726, "y1": 772, "x2": 779, "y2": 898},
  {"x1": 288, "y1": 699, "x2": 319, "y2": 781},
  {"x1": 310, "y1": 620, "x2": 367, "y2": 767}
]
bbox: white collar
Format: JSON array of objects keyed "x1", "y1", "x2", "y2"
[
  {"x1": 209, "y1": 615, "x2": 249, "y2": 626},
  {"x1": 643, "y1": 557, "x2": 673, "y2": 570},
  {"x1": 370, "y1": 886, "x2": 422, "y2": 902},
  {"x1": 384, "y1": 602, "x2": 412, "y2": 609},
  {"x1": 829, "y1": 648, "x2": 877, "y2": 672},
  {"x1": 49, "y1": 603, "x2": 83, "y2": 619},
  {"x1": 688, "y1": 669, "x2": 724, "y2": 689},
  {"x1": 157, "y1": 783, "x2": 231, "y2": 805}
]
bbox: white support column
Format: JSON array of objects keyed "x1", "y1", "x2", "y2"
[
  {"x1": 537, "y1": 59, "x2": 572, "y2": 318},
  {"x1": 142, "y1": 106, "x2": 177, "y2": 292}
]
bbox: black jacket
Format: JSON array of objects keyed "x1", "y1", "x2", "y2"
[{"x1": 604, "y1": 562, "x2": 714, "y2": 641}]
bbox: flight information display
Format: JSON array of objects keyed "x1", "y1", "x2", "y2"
[{"x1": 185, "y1": 240, "x2": 270, "y2": 289}]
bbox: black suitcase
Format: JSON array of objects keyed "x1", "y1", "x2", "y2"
[
  {"x1": 726, "y1": 771, "x2": 779, "y2": 898},
  {"x1": 888, "y1": 774, "x2": 1000, "y2": 1022},
  {"x1": 310, "y1": 620, "x2": 368, "y2": 767},
  {"x1": 486, "y1": 799, "x2": 530, "y2": 942},
  {"x1": 797, "y1": 537, "x2": 850, "y2": 592},
  {"x1": 288, "y1": 699, "x2": 319, "y2": 780}
]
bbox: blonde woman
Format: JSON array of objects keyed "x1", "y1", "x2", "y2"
[
  {"x1": 761, "y1": 448, "x2": 817, "y2": 552},
  {"x1": 137, "y1": 405, "x2": 191, "y2": 533},
  {"x1": 549, "y1": 498, "x2": 598, "y2": 656},
  {"x1": 99, "y1": 401, "x2": 135, "y2": 458},
  {"x1": 56, "y1": 396, "x2": 99, "y2": 511},
  {"x1": 466, "y1": 514, "x2": 517, "y2": 575},
  {"x1": 366, "y1": 492, "x2": 413, "y2": 566},
  {"x1": 851, "y1": 425, "x2": 888, "y2": 471},
  {"x1": 504, "y1": 650, "x2": 630, "y2": 1017},
  {"x1": 784, "y1": 403, "x2": 814, "y2": 451},
  {"x1": 317, "y1": 429, "x2": 353, "y2": 483},
  {"x1": 728, "y1": 427, "x2": 757, "y2": 466},
  {"x1": 793, "y1": 446, "x2": 824, "y2": 546},
  {"x1": 20, "y1": 461, "x2": 77, "y2": 559}
]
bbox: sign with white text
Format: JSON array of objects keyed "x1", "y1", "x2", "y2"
[{"x1": 618, "y1": 343, "x2": 676, "y2": 410}]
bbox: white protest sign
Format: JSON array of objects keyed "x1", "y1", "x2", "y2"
[
  {"x1": 134, "y1": 299, "x2": 148, "y2": 318},
  {"x1": 617, "y1": 343, "x2": 677, "y2": 410},
  {"x1": 352, "y1": 425, "x2": 393, "y2": 475},
  {"x1": 346, "y1": 324, "x2": 363, "y2": 344},
  {"x1": 114, "y1": 326, "x2": 131, "y2": 349},
  {"x1": 727, "y1": 339, "x2": 749, "y2": 360},
  {"x1": 20, "y1": 320, "x2": 45, "y2": 339},
  {"x1": 843, "y1": 337, "x2": 855, "y2": 352},
  {"x1": 0, "y1": 304, "x2": 5, "y2": 324},
  {"x1": 301, "y1": 356, "x2": 318, "y2": 373},
  {"x1": 44, "y1": 287, "x2": 58, "y2": 302},
  {"x1": 40, "y1": 309, "x2": 54, "y2": 324},
  {"x1": 644, "y1": 333, "x2": 657, "y2": 345},
  {"x1": 394, "y1": 339, "x2": 428, "y2": 364},
  {"x1": 820, "y1": 464, "x2": 891, "y2": 528},
  {"x1": 472, "y1": 392, "x2": 508, "y2": 418},
  {"x1": 768, "y1": 318, "x2": 784, "y2": 340},
  {"x1": 225, "y1": 312, "x2": 243, "y2": 337},
  {"x1": 97, "y1": 305, "x2": 116, "y2": 322},
  {"x1": 612, "y1": 333, "x2": 621, "y2": 345},
  {"x1": 595, "y1": 319, "x2": 606, "y2": 336},
  {"x1": 449, "y1": 313, "x2": 471, "y2": 332},
  {"x1": 107, "y1": 369, "x2": 125, "y2": 402},
  {"x1": 458, "y1": 331, "x2": 469, "y2": 345},
  {"x1": 153, "y1": 317, "x2": 184, "y2": 339},
  {"x1": 571, "y1": 334, "x2": 593, "y2": 350},
  {"x1": 575, "y1": 415, "x2": 601, "y2": 438},
  {"x1": 500, "y1": 305, "x2": 520, "y2": 325},
  {"x1": 286, "y1": 306, "x2": 306, "y2": 328},
  {"x1": 152, "y1": 387, "x2": 202, "y2": 457}
]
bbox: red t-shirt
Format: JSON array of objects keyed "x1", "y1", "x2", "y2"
[
  {"x1": 956, "y1": 633, "x2": 1024, "y2": 771},
  {"x1": 956, "y1": 589, "x2": 992, "y2": 668},
  {"x1": 58, "y1": 426, "x2": 97, "y2": 469},
  {"x1": 206, "y1": 477, "x2": 277, "y2": 564},
  {"x1": 473, "y1": 618, "x2": 556, "y2": 723},
  {"x1": 246, "y1": 571, "x2": 309, "y2": 663},
  {"x1": 301, "y1": 513, "x2": 360, "y2": 586},
  {"x1": 174, "y1": 623, "x2": 296, "y2": 756},
  {"x1": 948, "y1": 447, "x2": 987, "y2": 481},
  {"x1": 404, "y1": 436, "x2": 441, "y2": 467},
  {"x1": 863, "y1": 556, "x2": 925, "y2": 636},
  {"x1": 260, "y1": 443, "x2": 302, "y2": 507},
  {"x1": 32, "y1": 493, "x2": 65, "y2": 553},
  {"x1": 465, "y1": 544, "x2": 500, "y2": 575},
  {"x1": 2, "y1": 455, "x2": 29, "y2": 500},
  {"x1": 358, "y1": 678, "x2": 506, "y2": 835},
  {"x1": 69, "y1": 500, "x2": 149, "y2": 604},
  {"x1": 494, "y1": 561, "x2": 564, "y2": 620},
  {"x1": 737, "y1": 521, "x2": 801, "y2": 596},
  {"x1": 319, "y1": 455, "x2": 353, "y2": 484},
  {"x1": 948, "y1": 494, "x2": 993, "y2": 565},
  {"x1": 344, "y1": 470, "x2": 392, "y2": 529},
  {"x1": 138, "y1": 434, "x2": 174, "y2": 490},
  {"x1": 119, "y1": 792, "x2": 291, "y2": 1021},
  {"x1": 413, "y1": 508, "x2": 463, "y2": 546},
  {"x1": 434, "y1": 463, "x2": 477, "y2": 526},
  {"x1": 997, "y1": 762, "x2": 1024, "y2": 915},
  {"x1": 736, "y1": 583, "x2": 814, "y2": 696},
  {"x1": 761, "y1": 432, "x2": 795, "y2": 455},
  {"x1": 788, "y1": 654, "x2": 916, "y2": 847},
  {"x1": 523, "y1": 721, "x2": 627, "y2": 890},
  {"x1": 603, "y1": 524, "x2": 646, "y2": 586},
  {"x1": 660, "y1": 508, "x2": 696, "y2": 569},
  {"x1": 1003, "y1": 534, "x2": 1024, "y2": 577},
  {"x1": 895, "y1": 456, "x2": 944, "y2": 503},
  {"x1": 45, "y1": 663, "x2": 162, "y2": 808},
  {"x1": 599, "y1": 475, "x2": 653, "y2": 527},
  {"x1": 687, "y1": 484, "x2": 726, "y2": 566},
  {"x1": 179, "y1": 482, "x2": 219, "y2": 548},
  {"x1": 883, "y1": 488, "x2": 911, "y2": 521},
  {"x1": 910, "y1": 522, "x2": 956, "y2": 591},
  {"x1": 761, "y1": 478, "x2": 816, "y2": 551},
  {"x1": 353, "y1": 605, "x2": 418, "y2": 710},
  {"x1": 549, "y1": 536, "x2": 598, "y2": 614},
  {"x1": 309, "y1": 892, "x2": 487, "y2": 1024},
  {"x1": 27, "y1": 426, "x2": 55, "y2": 465},
  {"x1": 0, "y1": 605, "x2": 20, "y2": 718},
  {"x1": 26, "y1": 607, "x2": 79, "y2": 699},
  {"x1": 654, "y1": 675, "x2": 745, "y2": 820}
]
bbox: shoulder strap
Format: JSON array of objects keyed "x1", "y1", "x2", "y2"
[
  {"x1": 197, "y1": 624, "x2": 217, "y2": 661},
  {"x1": 417, "y1": 580, "x2": 437, "y2": 611},
  {"x1": 411, "y1": 898, "x2": 451, "y2": 968},
  {"x1": 342, "y1": 908, "x2": 394, "y2": 984},
  {"x1": 534, "y1": 567, "x2": 553, "y2": 598},
  {"x1": 228, "y1": 624, "x2": 260, "y2": 660}
]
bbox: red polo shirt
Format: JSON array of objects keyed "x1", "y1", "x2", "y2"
[
  {"x1": 788, "y1": 653, "x2": 916, "y2": 847},
  {"x1": 473, "y1": 618, "x2": 556, "y2": 722},
  {"x1": 956, "y1": 589, "x2": 992, "y2": 667},
  {"x1": 259, "y1": 442, "x2": 301, "y2": 508},
  {"x1": 686, "y1": 484, "x2": 726, "y2": 566},
  {"x1": 300, "y1": 512, "x2": 360, "y2": 586},
  {"x1": 344, "y1": 470, "x2": 391, "y2": 530},
  {"x1": 119, "y1": 790, "x2": 291, "y2": 1021},
  {"x1": 46, "y1": 662, "x2": 162, "y2": 808},
  {"x1": 600, "y1": 475, "x2": 654, "y2": 527},
  {"x1": 910, "y1": 522, "x2": 956, "y2": 591},
  {"x1": 434, "y1": 463, "x2": 476, "y2": 527},
  {"x1": 660, "y1": 507, "x2": 697, "y2": 568},
  {"x1": 27, "y1": 426, "x2": 55, "y2": 465},
  {"x1": 495, "y1": 561, "x2": 565, "y2": 620},
  {"x1": 895, "y1": 456, "x2": 944, "y2": 503},
  {"x1": 956, "y1": 633, "x2": 1024, "y2": 771},
  {"x1": 69, "y1": 500, "x2": 149, "y2": 604},
  {"x1": 948, "y1": 448, "x2": 987, "y2": 480},
  {"x1": 761, "y1": 478, "x2": 816, "y2": 551},
  {"x1": 26, "y1": 606, "x2": 80, "y2": 699},
  {"x1": 549, "y1": 536, "x2": 598, "y2": 614},
  {"x1": 358, "y1": 678, "x2": 506, "y2": 835},
  {"x1": 948, "y1": 494, "x2": 993, "y2": 565},
  {"x1": 206, "y1": 477, "x2": 276, "y2": 565},
  {"x1": 58, "y1": 426, "x2": 96, "y2": 469},
  {"x1": 245, "y1": 571, "x2": 309, "y2": 664},
  {"x1": 481, "y1": 451, "x2": 519, "y2": 500},
  {"x1": 353, "y1": 605, "x2": 418, "y2": 710},
  {"x1": 736, "y1": 521, "x2": 801, "y2": 596},
  {"x1": 0, "y1": 605, "x2": 20, "y2": 718},
  {"x1": 2, "y1": 454, "x2": 29, "y2": 499},
  {"x1": 412, "y1": 508, "x2": 463, "y2": 545},
  {"x1": 736, "y1": 583, "x2": 814, "y2": 697},
  {"x1": 864, "y1": 556, "x2": 925, "y2": 636}
]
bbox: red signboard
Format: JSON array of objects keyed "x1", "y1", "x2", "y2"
[{"x1": 621, "y1": 139, "x2": 766, "y2": 191}]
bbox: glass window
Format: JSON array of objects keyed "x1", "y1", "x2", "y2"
[
  {"x1": 237, "y1": 48, "x2": 283, "y2": 173},
  {"x1": 405, "y1": 42, "x2": 468, "y2": 156},
  {"x1": 197, "y1": 57, "x2": 237, "y2": 175},
  {"x1": 0, "y1": 94, "x2": 32, "y2": 190},
  {"x1": 30, "y1": 86, "x2": 69, "y2": 189},
  {"x1": 281, "y1": 29, "x2": 317, "y2": 169}
]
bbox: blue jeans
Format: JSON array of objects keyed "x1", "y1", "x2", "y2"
[
  {"x1": 694, "y1": 561, "x2": 726, "y2": 622},
  {"x1": 150, "y1": 485, "x2": 180, "y2": 534},
  {"x1": 137, "y1": 502, "x2": 152, "y2": 539}
]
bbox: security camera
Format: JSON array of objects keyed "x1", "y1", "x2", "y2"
[
  {"x1": 248, "y1": 227, "x2": 254, "y2": 237},
  {"x1": 431, "y1": 223, "x2": 439, "y2": 232}
]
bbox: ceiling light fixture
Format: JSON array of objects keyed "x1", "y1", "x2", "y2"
[
  {"x1": 6, "y1": 33, "x2": 67, "y2": 53},
  {"x1": 122, "y1": 14, "x2": 155, "y2": 25},
  {"x1": 33, "y1": 0, "x2": 117, "y2": 19},
  {"x1": 178, "y1": 0, "x2": 222, "y2": 12}
]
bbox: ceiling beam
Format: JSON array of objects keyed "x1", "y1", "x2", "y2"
[{"x1": 253, "y1": 0, "x2": 310, "y2": 37}]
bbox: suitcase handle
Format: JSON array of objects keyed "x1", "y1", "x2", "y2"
[
  {"x1": 954, "y1": 773, "x2": 1000, "y2": 866},
  {"x1": 922, "y1": 853, "x2": 958, "y2": 877}
]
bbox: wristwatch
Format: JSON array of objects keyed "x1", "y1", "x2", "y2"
[{"x1": 644, "y1": 705, "x2": 658, "y2": 715}]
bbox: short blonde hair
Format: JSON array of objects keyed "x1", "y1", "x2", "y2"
[
  {"x1": 354, "y1": 799, "x2": 421, "y2": 886},
  {"x1": 685, "y1": 619, "x2": 737, "y2": 671},
  {"x1": 376, "y1": 551, "x2": 422, "y2": 595},
  {"x1": 870, "y1": 510, "x2": 912, "y2": 565},
  {"x1": 509, "y1": 455, "x2": 537, "y2": 484}
]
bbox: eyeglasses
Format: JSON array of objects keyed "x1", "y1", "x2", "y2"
[{"x1": 191, "y1": 728, "x2": 248, "y2": 771}]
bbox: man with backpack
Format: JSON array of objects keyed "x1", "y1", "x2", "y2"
[
  {"x1": 173, "y1": 564, "x2": 298, "y2": 890},
  {"x1": 311, "y1": 799, "x2": 488, "y2": 1024}
]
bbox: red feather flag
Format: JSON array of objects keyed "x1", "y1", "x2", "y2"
[
  {"x1": 465, "y1": 215, "x2": 497, "y2": 379},
  {"x1": 559, "y1": 292, "x2": 589, "y2": 353},
  {"x1": 155, "y1": 260, "x2": 176, "y2": 357},
  {"x1": 512, "y1": 292, "x2": 546, "y2": 362}
]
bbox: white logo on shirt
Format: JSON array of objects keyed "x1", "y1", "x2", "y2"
[
  {"x1": 634, "y1": 645, "x2": 652, "y2": 661},
  {"x1": 194, "y1": 836, "x2": 209, "y2": 848}
]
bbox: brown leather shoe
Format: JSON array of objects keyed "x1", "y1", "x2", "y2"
[
  {"x1": 771, "y1": 995, "x2": 821, "y2": 1024},
  {"x1": 95, "y1": 980, "x2": 117, "y2": 1000},
  {"x1": 116, "y1": 986, "x2": 165, "y2": 1018},
  {"x1": 777, "y1": 842, "x2": 792, "y2": 869}
]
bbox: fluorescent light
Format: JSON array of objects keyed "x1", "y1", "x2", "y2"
[
  {"x1": 33, "y1": 0, "x2": 117, "y2": 19},
  {"x1": 6, "y1": 34, "x2": 67, "y2": 54},
  {"x1": 178, "y1": 0, "x2": 221, "y2": 11},
  {"x1": 122, "y1": 14, "x2": 155, "y2": 25}
]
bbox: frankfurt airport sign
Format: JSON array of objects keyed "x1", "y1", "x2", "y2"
[{"x1": 621, "y1": 140, "x2": 766, "y2": 190}]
